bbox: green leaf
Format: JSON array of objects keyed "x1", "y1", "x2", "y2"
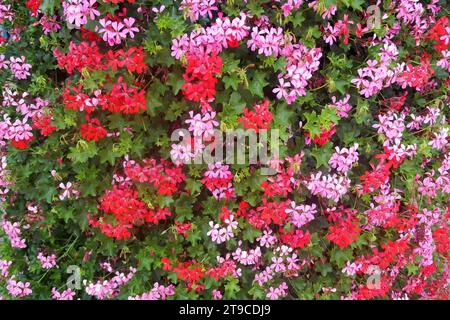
[
  {"x1": 186, "y1": 230, "x2": 202, "y2": 245},
  {"x1": 224, "y1": 277, "x2": 241, "y2": 299},
  {"x1": 316, "y1": 263, "x2": 333, "y2": 276},
  {"x1": 166, "y1": 72, "x2": 185, "y2": 95},
  {"x1": 330, "y1": 247, "x2": 354, "y2": 267},
  {"x1": 223, "y1": 74, "x2": 240, "y2": 91},
  {"x1": 291, "y1": 11, "x2": 306, "y2": 28},
  {"x1": 242, "y1": 227, "x2": 262, "y2": 243},
  {"x1": 174, "y1": 194, "x2": 194, "y2": 220},
  {"x1": 273, "y1": 57, "x2": 288, "y2": 72},
  {"x1": 185, "y1": 178, "x2": 202, "y2": 196},
  {"x1": 355, "y1": 98, "x2": 371, "y2": 125},
  {"x1": 311, "y1": 142, "x2": 333, "y2": 169},
  {"x1": 68, "y1": 140, "x2": 98, "y2": 164},
  {"x1": 349, "y1": 0, "x2": 364, "y2": 11},
  {"x1": 249, "y1": 70, "x2": 268, "y2": 98},
  {"x1": 40, "y1": 0, "x2": 59, "y2": 15},
  {"x1": 303, "y1": 107, "x2": 340, "y2": 138}
]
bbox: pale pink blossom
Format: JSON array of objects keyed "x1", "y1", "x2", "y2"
[
  {"x1": 37, "y1": 252, "x2": 58, "y2": 269},
  {"x1": 62, "y1": 0, "x2": 100, "y2": 28},
  {"x1": 51, "y1": 288, "x2": 76, "y2": 300},
  {"x1": 9, "y1": 56, "x2": 31, "y2": 80},
  {"x1": 7, "y1": 278, "x2": 32, "y2": 298}
]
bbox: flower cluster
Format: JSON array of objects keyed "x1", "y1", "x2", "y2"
[
  {"x1": 89, "y1": 185, "x2": 171, "y2": 240},
  {"x1": 98, "y1": 16, "x2": 139, "y2": 46},
  {"x1": 329, "y1": 144, "x2": 359, "y2": 173},
  {"x1": 238, "y1": 100, "x2": 273, "y2": 133},
  {"x1": 62, "y1": 0, "x2": 100, "y2": 28},
  {"x1": 207, "y1": 214, "x2": 238, "y2": 244},
  {"x1": 1, "y1": 218, "x2": 27, "y2": 249},
  {"x1": 88, "y1": 158, "x2": 185, "y2": 240},
  {"x1": 6, "y1": 278, "x2": 32, "y2": 298},
  {"x1": 128, "y1": 283, "x2": 175, "y2": 300},
  {"x1": 37, "y1": 252, "x2": 58, "y2": 269},
  {"x1": 181, "y1": 53, "x2": 222, "y2": 103},
  {"x1": 51, "y1": 288, "x2": 76, "y2": 300},
  {"x1": 1, "y1": 56, "x2": 32, "y2": 79},
  {"x1": 202, "y1": 162, "x2": 235, "y2": 201},
  {"x1": 306, "y1": 172, "x2": 351, "y2": 202},
  {"x1": 84, "y1": 266, "x2": 136, "y2": 299},
  {"x1": 179, "y1": 0, "x2": 218, "y2": 22}
]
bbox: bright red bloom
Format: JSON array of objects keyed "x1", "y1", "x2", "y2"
[
  {"x1": 145, "y1": 207, "x2": 172, "y2": 224},
  {"x1": 378, "y1": 146, "x2": 406, "y2": 169},
  {"x1": 25, "y1": 0, "x2": 42, "y2": 15},
  {"x1": 103, "y1": 79, "x2": 146, "y2": 114},
  {"x1": 124, "y1": 158, "x2": 186, "y2": 196},
  {"x1": 62, "y1": 84, "x2": 92, "y2": 113},
  {"x1": 237, "y1": 201, "x2": 271, "y2": 229},
  {"x1": 433, "y1": 227, "x2": 450, "y2": 255},
  {"x1": 356, "y1": 238, "x2": 410, "y2": 271},
  {"x1": 238, "y1": 100, "x2": 273, "y2": 133},
  {"x1": 218, "y1": 206, "x2": 233, "y2": 222},
  {"x1": 54, "y1": 42, "x2": 105, "y2": 74},
  {"x1": 32, "y1": 114, "x2": 57, "y2": 137},
  {"x1": 338, "y1": 14, "x2": 352, "y2": 44},
  {"x1": 280, "y1": 229, "x2": 311, "y2": 249},
  {"x1": 385, "y1": 205, "x2": 418, "y2": 232},
  {"x1": 89, "y1": 184, "x2": 172, "y2": 240},
  {"x1": 10, "y1": 136, "x2": 34, "y2": 150},
  {"x1": 236, "y1": 201, "x2": 250, "y2": 217},
  {"x1": 161, "y1": 257, "x2": 173, "y2": 270},
  {"x1": 305, "y1": 124, "x2": 336, "y2": 146},
  {"x1": 80, "y1": 118, "x2": 108, "y2": 142},
  {"x1": 326, "y1": 216, "x2": 361, "y2": 248},
  {"x1": 88, "y1": 214, "x2": 132, "y2": 240},
  {"x1": 206, "y1": 260, "x2": 236, "y2": 281},
  {"x1": 175, "y1": 221, "x2": 192, "y2": 238},
  {"x1": 260, "y1": 171, "x2": 293, "y2": 197},
  {"x1": 181, "y1": 53, "x2": 222, "y2": 102},
  {"x1": 427, "y1": 16, "x2": 450, "y2": 53},
  {"x1": 106, "y1": 47, "x2": 147, "y2": 73},
  {"x1": 256, "y1": 199, "x2": 289, "y2": 226},
  {"x1": 325, "y1": 206, "x2": 357, "y2": 223},
  {"x1": 355, "y1": 23, "x2": 368, "y2": 38},
  {"x1": 399, "y1": 59, "x2": 434, "y2": 90},
  {"x1": 356, "y1": 276, "x2": 392, "y2": 299},
  {"x1": 173, "y1": 261, "x2": 205, "y2": 283},
  {"x1": 80, "y1": 27, "x2": 102, "y2": 42},
  {"x1": 383, "y1": 92, "x2": 408, "y2": 111},
  {"x1": 359, "y1": 163, "x2": 391, "y2": 193},
  {"x1": 227, "y1": 38, "x2": 239, "y2": 48},
  {"x1": 161, "y1": 258, "x2": 204, "y2": 291},
  {"x1": 99, "y1": 185, "x2": 149, "y2": 224}
]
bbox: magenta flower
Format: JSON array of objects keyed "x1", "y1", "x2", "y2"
[
  {"x1": 51, "y1": 288, "x2": 76, "y2": 300},
  {"x1": 98, "y1": 18, "x2": 127, "y2": 46},
  {"x1": 7, "y1": 278, "x2": 32, "y2": 298},
  {"x1": 9, "y1": 56, "x2": 31, "y2": 80},
  {"x1": 62, "y1": 0, "x2": 100, "y2": 28},
  {"x1": 37, "y1": 252, "x2": 58, "y2": 269}
]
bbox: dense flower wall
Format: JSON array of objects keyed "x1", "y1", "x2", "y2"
[{"x1": 0, "y1": 0, "x2": 449, "y2": 300}]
